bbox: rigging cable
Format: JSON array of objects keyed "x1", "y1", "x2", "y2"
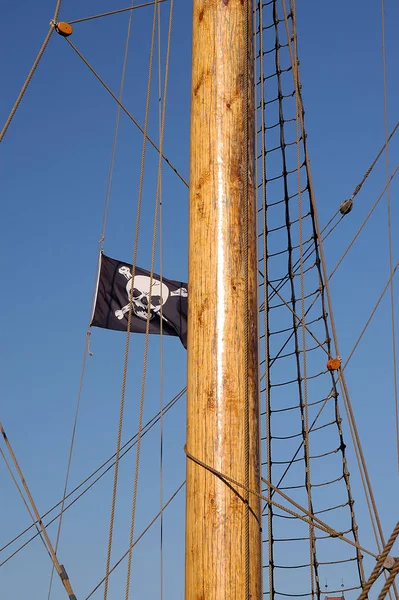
[
  {"x1": 102, "y1": 4, "x2": 158, "y2": 599},
  {"x1": 46, "y1": 333, "x2": 91, "y2": 600},
  {"x1": 0, "y1": 388, "x2": 185, "y2": 568},
  {"x1": 156, "y1": 1, "x2": 165, "y2": 597},
  {"x1": 357, "y1": 520, "x2": 399, "y2": 600},
  {"x1": 184, "y1": 447, "x2": 377, "y2": 559},
  {"x1": 329, "y1": 165, "x2": 399, "y2": 280},
  {"x1": 98, "y1": 1, "x2": 137, "y2": 253},
  {"x1": 243, "y1": 1, "x2": 252, "y2": 598},
  {"x1": 64, "y1": 38, "x2": 188, "y2": 189},
  {"x1": 259, "y1": 127, "x2": 399, "y2": 309},
  {"x1": 47, "y1": 3, "x2": 139, "y2": 598},
  {"x1": 343, "y1": 261, "x2": 399, "y2": 370},
  {"x1": 266, "y1": 260, "x2": 399, "y2": 578},
  {"x1": 124, "y1": 4, "x2": 174, "y2": 598},
  {"x1": 377, "y1": 562, "x2": 399, "y2": 600},
  {"x1": 283, "y1": 3, "x2": 318, "y2": 595},
  {"x1": 85, "y1": 482, "x2": 185, "y2": 600},
  {"x1": 257, "y1": 0, "x2": 274, "y2": 597},
  {"x1": 281, "y1": 0, "x2": 367, "y2": 586},
  {"x1": 282, "y1": 0, "x2": 383, "y2": 564},
  {"x1": 0, "y1": 0, "x2": 63, "y2": 143},
  {"x1": 253, "y1": 4, "x2": 264, "y2": 597},
  {"x1": 324, "y1": 117, "x2": 399, "y2": 229},
  {"x1": 262, "y1": 260, "x2": 399, "y2": 508},
  {"x1": 292, "y1": 4, "x2": 316, "y2": 592},
  {"x1": 282, "y1": 4, "x2": 397, "y2": 596},
  {"x1": 68, "y1": 0, "x2": 166, "y2": 24},
  {"x1": 381, "y1": 0, "x2": 399, "y2": 476},
  {"x1": 0, "y1": 422, "x2": 77, "y2": 600},
  {"x1": 0, "y1": 448, "x2": 51, "y2": 560}
]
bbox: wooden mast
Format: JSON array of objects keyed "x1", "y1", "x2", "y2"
[{"x1": 186, "y1": 0, "x2": 261, "y2": 598}]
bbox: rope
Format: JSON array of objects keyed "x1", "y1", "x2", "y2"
[
  {"x1": 64, "y1": 38, "x2": 188, "y2": 189},
  {"x1": 377, "y1": 561, "x2": 399, "y2": 600},
  {"x1": 184, "y1": 447, "x2": 376, "y2": 559},
  {"x1": 102, "y1": 4, "x2": 158, "y2": 597},
  {"x1": 243, "y1": 1, "x2": 252, "y2": 597},
  {"x1": 253, "y1": 4, "x2": 264, "y2": 595},
  {"x1": 0, "y1": 0, "x2": 64, "y2": 142},
  {"x1": 47, "y1": 2, "x2": 140, "y2": 593},
  {"x1": 357, "y1": 521, "x2": 399, "y2": 600},
  {"x1": 85, "y1": 482, "x2": 185, "y2": 600},
  {"x1": 47, "y1": 330, "x2": 91, "y2": 600},
  {"x1": 281, "y1": 1, "x2": 386, "y2": 588},
  {"x1": 281, "y1": 0, "x2": 368, "y2": 587},
  {"x1": 0, "y1": 448, "x2": 51, "y2": 560},
  {"x1": 268, "y1": 283, "x2": 328, "y2": 356},
  {"x1": 283, "y1": 3, "x2": 317, "y2": 595},
  {"x1": 263, "y1": 258, "x2": 399, "y2": 552},
  {"x1": 343, "y1": 261, "x2": 399, "y2": 370},
  {"x1": 123, "y1": 2, "x2": 173, "y2": 597},
  {"x1": 257, "y1": 0, "x2": 274, "y2": 596},
  {"x1": 0, "y1": 422, "x2": 77, "y2": 600},
  {"x1": 0, "y1": 388, "x2": 185, "y2": 567},
  {"x1": 68, "y1": 0, "x2": 166, "y2": 24},
  {"x1": 381, "y1": 0, "x2": 399, "y2": 477},
  {"x1": 329, "y1": 165, "x2": 399, "y2": 280},
  {"x1": 349, "y1": 119, "x2": 399, "y2": 204},
  {"x1": 156, "y1": 1, "x2": 167, "y2": 597},
  {"x1": 99, "y1": 2, "x2": 137, "y2": 251},
  {"x1": 324, "y1": 117, "x2": 399, "y2": 230}
]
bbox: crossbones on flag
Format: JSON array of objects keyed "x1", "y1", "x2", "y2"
[{"x1": 91, "y1": 254, "x2": 188, "y2": 348}]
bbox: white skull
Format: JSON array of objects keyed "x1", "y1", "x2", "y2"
[{"x1": 127, "y1": 275, "x2": 170, "y2": 321}]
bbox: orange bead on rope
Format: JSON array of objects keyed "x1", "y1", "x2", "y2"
[
  {"x1": 55, "y1": 22, "x2": 73, "y2": 37},
  {"x1": 326, "y1": 356, "x2": 342, "y2": 371}
]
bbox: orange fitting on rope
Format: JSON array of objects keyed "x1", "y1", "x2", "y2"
[
  {"x1": 327, "y1": 356, "x2": 342, "y2": 371},
  {"x1": 55, "y1": 22, "x2": 73, "y2": 37}
]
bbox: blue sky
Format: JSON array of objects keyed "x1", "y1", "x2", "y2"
[{"x1": 0, "y1": 1, "x2": 398, "y2": 599}]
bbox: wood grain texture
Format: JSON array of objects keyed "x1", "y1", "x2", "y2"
[{"x1": 186, "y1": 0, "x2": 262, "y2": 598}]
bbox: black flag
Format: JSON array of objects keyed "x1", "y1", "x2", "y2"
[{"x1": 91, "y1": 254, "x2": 188, "y2": 348}]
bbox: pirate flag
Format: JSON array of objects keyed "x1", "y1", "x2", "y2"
[{"x1": 91, "y1": 254, "x2": 188, "y2": 348}]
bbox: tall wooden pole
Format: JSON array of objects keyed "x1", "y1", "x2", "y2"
[{"x1": 186, "y1": 0, "x2": 261, "y2": 598}]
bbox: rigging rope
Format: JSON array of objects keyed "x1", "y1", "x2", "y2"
[
  {"x1": 0, "y1": 422, "x2": 77, "y2": 600},
  {"x1": 0, "y1": 0, "x2": 63, "y2": 142},
  {"x1": 156, "y1": 1, "x2": 167, "y2": 597},
  {"x1": 265, "y1": 261, "x2": 399, "y2": 514},
  {"x1": 99, "y1": 1, "x2": 137, "y2": 252},
  {"x1": 124, "y1": 2, "x2": 173, "y2": 597},
  {"x1": 256, "y1": 2, "x2": 369, "y2": 596},
  {"x1": 0, "y1": 388, "x2": 185, "y2": 568},
  {"x1": 102, "y1": 5, "x2": 158, "y2": 597},
  {"x1": 0, "y1": 448, "x2": 51, "y2": 561},
  {"x1": 343, "y1": 261, "x2": 399, "y2": 370},
  {"x1": 278, "y1": 0, "x2": 369, "y2": 589},
  {"x1": 47, "y1": 331, "x2": 91, "y2": 600},
  {"x1": 85, "y1": 482, "x2": 185, "y2": 600},
  {"x1": 280, "y1": 4, "x2": 394, "y2": 591},
  {"x1": 257, "y1": 1, "x2": 274, "y2": 597},
  {"x1": 357, "y1": 521, "x2": 399, "y2": 600},
  {"x1": 64, "y1": 38, "x2": 188, "y2": 189},
  {"x1": 377, "y1": 562, "x2": 399, "y2": 600},
  {"x1": 68, "y1": 0, "x2": 166, "y2": 24},
  {"x1": 47, "y1": 2, "x2": 140, "y2": 596},
  {"x1": 243, "y1": 1, "x2": 252, "y2": 598},
  {"x1": 259, "y1": 125, "x2": 399, "y2": 314},
  {"x1": 329, "y1": 165, "x2": 399, "y2": 280},
  {"x1": 184, "y1": 447, "x2": 377, "y2": 559},
  {"x1": 381, "y1": 0, "x2": 399, "y2": 477}
]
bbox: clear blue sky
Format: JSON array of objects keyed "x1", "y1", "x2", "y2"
[{"x1": 0, "y1": 1, "x2": 398, "y2": 599}]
